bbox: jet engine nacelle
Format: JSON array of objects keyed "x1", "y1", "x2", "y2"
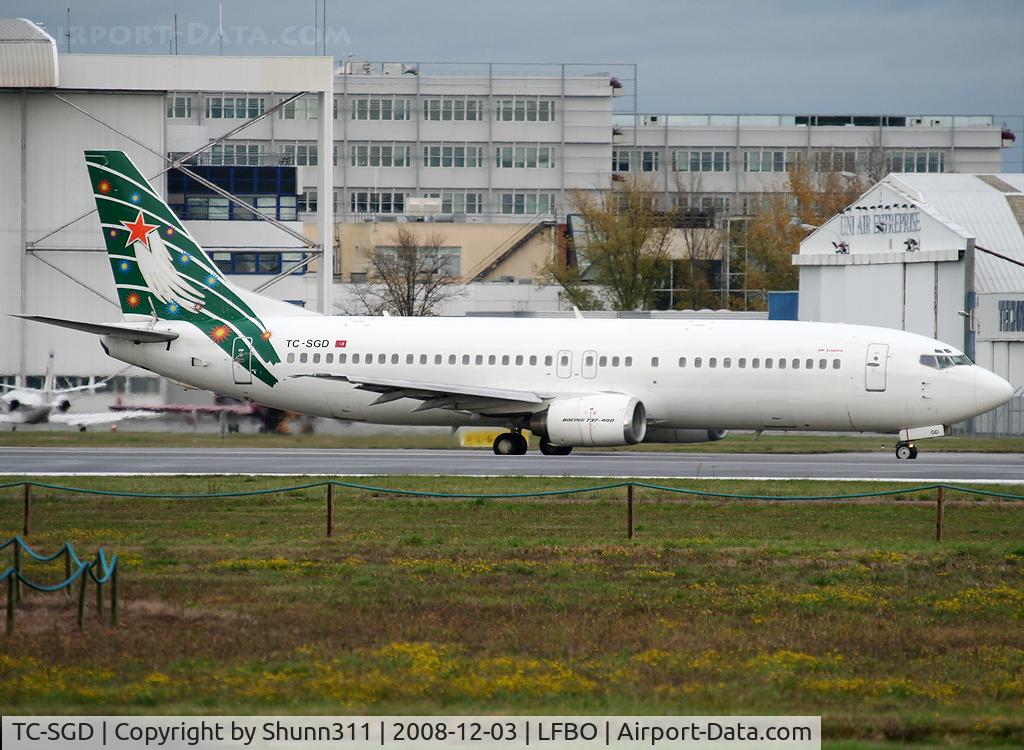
[
  {"x1": 530, "y1": 394, "x2": 646, "y2": 447},
  {"x1": 643, "y1": 428, "x2": 728, "y2": 444},
  {"x1": 53, "y1": 399, "x2": 72, "y2": 413}
]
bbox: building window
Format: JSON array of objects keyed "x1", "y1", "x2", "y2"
[
  {"x1": 206, "y1": 95, "x2": 265, "y2": 119},
  {"x1": 350, "y1": 96, "x2": 410, "y2": 121},
  {"x1": 166, "y1": 95, "x2": 192, "y2": 119},
  {"x1": 351, "y1": 143, "x2": 411, "y2": 167},
  {"x1": 743, "y1": 149, "x2": 801, "y2": 172},
  {"x1": 496, "y1": 145, "x2": 555, "y2": 169},
  {"x1": 297, "y1": 189, "x2": 317, "y2": 214},
  {"x1": 613, "y1": 149, "x2": 660, "y2": 172},
  {"x1": 350, "y1": 191, "x2": 406, "y2": 214},
  {"x1": 422, "y1": 191, "x2": 483, "y2": 214},
  {"x1": 422, "y1": 144, "x2": 483, "y2": 168},
  {"x1": 423, "y1": 97, "x2": 483, "y2": 121},
  {"x1": 499, "y1": 192, "x2": 554, "y2": 215},
  {"x1": 212, "y1": 251, "x2": 305, "y2": 275},
  {"x1": 495, "y1": 97, "x2": 555, "y2": 122},
  {"x1": 374, "y1": 245, "x2": 461, "y2": 276},
  {"x1": 887, "y1": 150, "x2": 946, "y2": 173},
  {"x1": 673, "y1": 150, "x2": 730, "y2": 172},
  {"x1": 279, "y1": 95, "x2": 320, "y2": 119},
  {"x1": 813, "y1": 149, "x2": 860, "y2": 173},
  {"x1": 206, "y1": 143, "x2": 263, "y2": 166},
  {"x1": 280, "y1": 143, "x2": 318, "y2": 166}
]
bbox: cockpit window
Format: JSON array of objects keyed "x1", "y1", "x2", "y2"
[{"x1": 920, "y1": 353, "x2": 971, "y2": 369}]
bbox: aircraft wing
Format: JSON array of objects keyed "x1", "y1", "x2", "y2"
[
  {"x1": 294, "y1": 373, "x2": 545, "y2": 415},
  {"x1": 50, "y1": 410, "x2": 162, "y2": 428},
  {"x1": 110, "y1": 403, "x2": 255, "y2": 415}
]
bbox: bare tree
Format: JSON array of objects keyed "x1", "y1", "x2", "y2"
[
  {"x1": 741, "y1": 161, "x2": 867, "y2": 307},
  {"x1": 669, "y1": 172, "x2": 726, "y2": 310},
  {"x1": 346, "y1": 226, "x2": 465, "y2": 316},
  {"x1": 538, "y1": 175, "x2": 674, "y2": 311}
]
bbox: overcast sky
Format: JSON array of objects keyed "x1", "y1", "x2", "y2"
[{"x1": 10, "y1": 0, "x2": 1023, "y2": 115}]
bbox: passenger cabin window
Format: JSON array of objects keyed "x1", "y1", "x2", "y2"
[
  {"x1": 818, "y1": 359, "x2": 827, "y2": 369},
  {"x1": 462, "y1": 355, "x2": 470, "y2": 365},
  {"x1": 678, "y1": 357, "x2": 686, "y2": 367},
  {"x1": 805, "y1": 358, "x2": 813, "y2": 369},
  {"x1": 475, "y1": 355, "x2": 483, "y2": 365},
  {"x1": 489, "y1": 355, "x2": 497, "y2": 365},
  {"x1": 650, "y1": 356, "x2": 659, "y2": 367},
  {"x1": 287, "y1": 353, "x2": 295, "y2": 363},
  {"x1": 419, "y1": 354, "x2": 427, "y2": 365},
  {"x1": 611, "y1": 356, "x2": 620, "y2": 367},
  {"x1": 515, "y1": 355, "x2": 524, "y2": 366},
  {"x1": 339, "y1": 353, "x2": 347, "y2": 364},
  {"x1": 765, "y1": 359, "x2": 773, "y2": 369},
  {"x1": 391, "y1": 354, "x2": 399, "y2": 364},
  {"x1": 738, "y1": 358, "x2": 746, "y2": 368},
  {"x1": 448, "y1": 354, "x2": 457, "y2": 364},
  {"x1": 326, "y1": 353, "x2": 334, "y2": 364},
  {"x1": 353, "y1": 354, "x2": 361, "y2": 364},
  {"x1": 624, "y1": 356, "x2": 632, "y2": 367},
  {"x1": 791, "y1": 358, "x2": 799, "y2": 369},
  {"x1": 600, "y1": 356, "x2": 608, "y2": 367},
  {"x1": 434, "y1": 354, "x2": 442, "y2": 364},
  {"x1": 406, "y1": 354, "x2": 414, "y2": 364},
  {"x1": 544, "y1": 355, "x2": 553, "y2": 366},
  {"x1": 709, "y1": 357, "x2": 717, "y2": 368},
  {"x1": 694, "y1": 357, "x2": 702, "y2": 368},
  {"x1": 503, "y1": 355, "x2": 511, "y2": 366},
  {"x1": 560, "y1": 354, "x2": 569, "y2": 367},
  {"x1": 752, "y1": 358, "x2": 760, "y2": 369},
  {"x1": 778, "y1": 358, "x2": 786, "y2": 369},
  {"x1": 724, "y1": 357, "x2": 731, "y2": 368},
  {"x1": 529, "y1": 355, "x2": 537, "y2": 366},
  {"x1": 313, "y1": 353, "x2": 321, "y2": 364},
  {"x1": 832, "y1": 359, "x2": 841, "y2": 369},
  {"x1": 299, "y1": 353, "x2": 308, "y2": 363},
  {"x1": 378, "y1": 354, "x2": 386, "y2": 364}
]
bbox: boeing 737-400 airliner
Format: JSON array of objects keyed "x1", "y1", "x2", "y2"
[{"x1": 15, "y1": 151, "x2": 1016, "y2": 458}]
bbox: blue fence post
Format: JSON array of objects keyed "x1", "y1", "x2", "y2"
[
  {"x1": 5, "y1": 574, "x2": 13, "y2": 635},
  {"x1": 111, "y1": 564, "x2": 118, "y2": 626},
  {"x1": 77, "y1": 570, "x2": 87, "y2": 629},
  {"x1": 13, "y1": 542, "x2": 21, "y2": 605}
]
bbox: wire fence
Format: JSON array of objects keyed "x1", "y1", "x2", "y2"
[
  {"x1": 5, "y1": 478, "x2": 1024, "y2": 545},
  {"x1": 1, "y1": 536, "x2": 118, "y2": 634}
]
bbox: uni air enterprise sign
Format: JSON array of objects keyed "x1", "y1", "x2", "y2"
[{"x1": 839, "y1": 211, "x2": 921, "y2": 236}]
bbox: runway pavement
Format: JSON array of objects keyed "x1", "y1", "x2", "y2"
[{"x1": 0, "y1": 446, "x2": 1022, "y2": 482}]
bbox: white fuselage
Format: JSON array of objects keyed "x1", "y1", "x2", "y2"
[{"x1": 101, "y1": 317, "x2": 1012, "y2": 435}]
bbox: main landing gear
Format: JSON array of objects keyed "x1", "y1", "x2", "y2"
[
  {"x1": 492, "y1": 431, "x2": 528, "y2": 456},
  {"x1": 895, "y1": 441, "x2": 919, "y2": 460},
  {"x1": 539, "y1": 438, "x2": 572, "y2": 456}
]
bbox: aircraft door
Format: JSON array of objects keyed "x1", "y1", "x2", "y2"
[
  {"x1": 581, "y1": 350, "x2": 597, "y2": 379},
  {"x1": 232, "y1": 338, "x2": 253, "y2": 385},
  {"x1": 864, "y1": 343, "x2": 888, "y2": 392},
  {"x1": 556, "y1": 349, "x2": 573, "y2": 379}
]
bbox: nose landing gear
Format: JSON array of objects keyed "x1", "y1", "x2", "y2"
[{"x1": 895, "y1": 442, "x2": 918, "y2": 460}]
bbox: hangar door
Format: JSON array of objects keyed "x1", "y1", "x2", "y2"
[{"x1": 864, "y1": 343, "x2": 888, "y2": 392}]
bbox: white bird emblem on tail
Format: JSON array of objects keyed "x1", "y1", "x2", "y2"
[{"x1": 121, "y1": 210, "x2": 205, "y2": 307}]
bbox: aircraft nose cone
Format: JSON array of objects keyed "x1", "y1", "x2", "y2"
[{"x1": 975, "y1": 368, "x2": 1015, "y2": 414}]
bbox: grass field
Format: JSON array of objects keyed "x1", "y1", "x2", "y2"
[
  {"x1": 1, "y1": 475, "x2": 1023, "y2": 748},
  {"x1": 1, "y1": 429, "x2": 1023, "y2": 454}
]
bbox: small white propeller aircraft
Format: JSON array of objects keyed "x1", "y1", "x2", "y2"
[
  {"x1": 0, "y1": 352, "x2": 158, "y2": 431},
  {"x1": 12, "y1": 150, "x2": 1016, "y2": 457}
]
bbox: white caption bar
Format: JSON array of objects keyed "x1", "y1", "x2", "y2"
[{"x1": 3, "y1": 716, "x2": 820, "y2": 750}]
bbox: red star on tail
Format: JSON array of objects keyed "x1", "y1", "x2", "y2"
[{"x1": 120, "y1": 211, "x2": 159, "y2": 249}]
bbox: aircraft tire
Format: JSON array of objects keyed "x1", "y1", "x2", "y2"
[
  {"x1": 539, "y1": 438, "x2": 572, "y2": 456},
  {"x1": 493, "y1": 433, "x2": 526, "y2": 456}
]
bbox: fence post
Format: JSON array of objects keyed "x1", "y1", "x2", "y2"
[
  {"x1": 5, "y1": 574, "x2": 13, "y2": 635},
  {"x1": 76, "y1": 570, "x2": 87, "y2": 629},
  {"x1": 936, "y1": 486, "x2": 945, "y2": 542},
  {"x1": 22, "y1": 484, "x2": 30, "y2": 537},
  {"x1": 64, "y1": 548, "x2": 72, "y2": 599},
  {"x1": 326, "y1": 483, "x2": 334, "y2": 538},
  {"x1": 110, "y1": 564, "x2": 118, "y2": 626},
  {"x1": 96, "y1": 570, "x2": 103, "y2": 615},
  {"x1": 12, "y1": 542, "x2": 21, "y2": 605},
  {"x1": 627, "y1": 483, "x2": 635, "y2": 540}
]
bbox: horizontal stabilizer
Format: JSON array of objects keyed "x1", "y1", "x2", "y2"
[{"x1": 12, "y1": 314, "x2": 178, "y2": 343}]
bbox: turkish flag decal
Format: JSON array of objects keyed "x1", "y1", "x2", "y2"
[{"x1": 335, "y1": 340, "x2": 347, "y2": 348}]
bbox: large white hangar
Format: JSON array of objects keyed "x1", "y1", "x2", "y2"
[{"x1": 796, "y1": 173, "x2": 1024, "y2": 433}]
